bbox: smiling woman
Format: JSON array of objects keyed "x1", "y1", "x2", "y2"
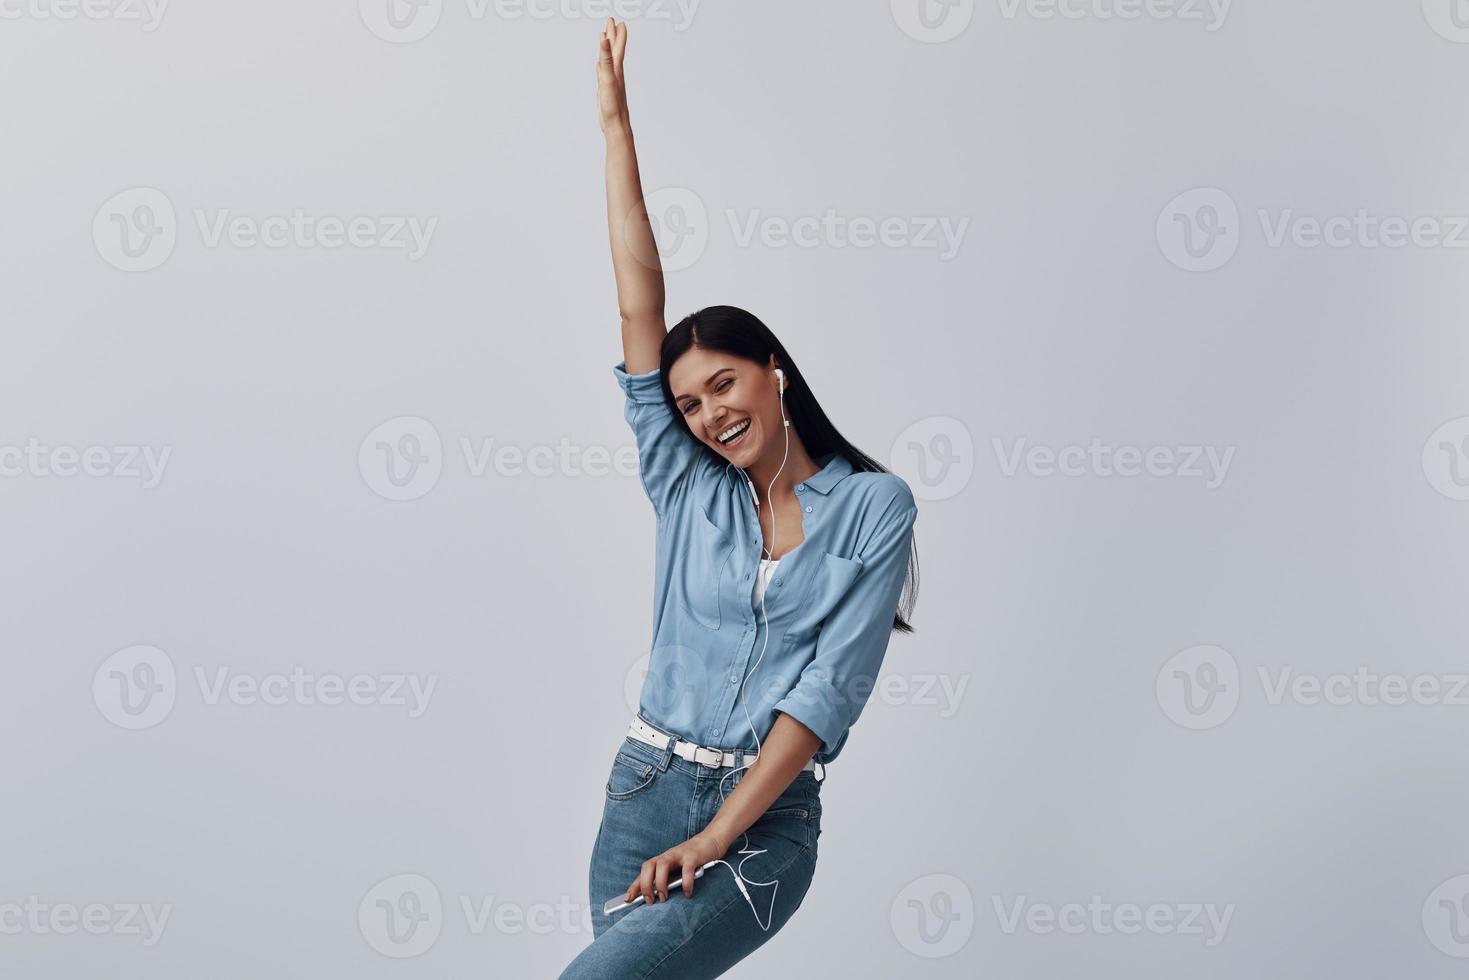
[{"x1": 558, "y1": 19, "x2": 922, "y2": 980}]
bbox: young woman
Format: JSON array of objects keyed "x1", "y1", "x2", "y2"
[{"x1": 558, "y1": 20, "x2": 921, "y2": 979}]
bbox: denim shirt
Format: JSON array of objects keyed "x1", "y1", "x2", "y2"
[{"x1": 614, "y1": 359, "x2": 919, "y2": 766}]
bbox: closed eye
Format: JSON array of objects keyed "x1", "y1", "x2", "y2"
[{"x1": 680, "y1": 378, "x2": 733, "y2": 415}]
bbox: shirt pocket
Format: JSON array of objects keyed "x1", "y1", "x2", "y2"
[
  {"x1": 674, "y1": 504, "x2": 735, "y2": 630},
  {"x1": 782, "y1": 551, "x2": 864, "y2": 641}
]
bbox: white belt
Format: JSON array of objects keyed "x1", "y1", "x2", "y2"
[{"x1": 627, "y1": 716, "x2": 816, "y2": 772}]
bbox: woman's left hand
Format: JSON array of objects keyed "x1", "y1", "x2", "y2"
[{"x1": 624, "y1": 832, "x2": 726, "y2": 906}]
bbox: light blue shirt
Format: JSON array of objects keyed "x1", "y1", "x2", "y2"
[{"x1": 614, "y1": 359, "x2": 919, "y2": 765}]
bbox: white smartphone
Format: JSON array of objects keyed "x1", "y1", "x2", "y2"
[{"x1": 603, "y1": 861, "x2": 721, "y2": 915}]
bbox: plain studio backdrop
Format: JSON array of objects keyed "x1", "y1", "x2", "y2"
[{"x1": 3, "y1": 1, "x2": 1469, "y2": 977}]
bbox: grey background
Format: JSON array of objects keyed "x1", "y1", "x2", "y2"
[{"x1": 3, "y1": 0, "x2": 1468, "y2": 976}]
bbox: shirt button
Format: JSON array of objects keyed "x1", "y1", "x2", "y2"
[
  {"x1": 712, "y1": 728, "x2": 721, "y2": 737},
  {"x1": 796, "y1": 485, "x2": 805, "y2": 493},
  {"x1": 804, "y1": 506, "x2": 813, "y2": 513},
  {"x1": 730, "y1": 674, "x2": 740, "y2": 683}
]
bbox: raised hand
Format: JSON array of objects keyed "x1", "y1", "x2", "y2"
[{"x1": 595, "y1": 18, "x2": 630, "y2": 136}]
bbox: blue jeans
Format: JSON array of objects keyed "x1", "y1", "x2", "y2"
[{"x1": 558, "y1": 719, "x2": 823, "y2": 979}]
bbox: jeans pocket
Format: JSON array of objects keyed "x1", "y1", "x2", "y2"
[{"x1": 605, "y1": 750, "x2": 659, "y2": 801}]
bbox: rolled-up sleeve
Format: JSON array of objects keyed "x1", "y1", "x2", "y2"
[
  {"x1": 613, "y1": 359, "x2": 709, "y2": 522},
  {"x1": 772, "y1": 483, "x2": 918, "y2": 761}
]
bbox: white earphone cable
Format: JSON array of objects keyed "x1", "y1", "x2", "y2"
[{"x1": 707, "y1": 366, "x2": 799, "y2": 932}]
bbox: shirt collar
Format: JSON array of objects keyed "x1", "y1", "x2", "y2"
[
  {"x1": 726, "y1": 451, "x2": 853, "y2": 495},
  {"x1": 802, "y1": 452, "x2": 854, "y2": 494}
]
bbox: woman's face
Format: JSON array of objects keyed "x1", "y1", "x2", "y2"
[{"x1": 668, "y1": 348, "x2": 783, "y2": 466}]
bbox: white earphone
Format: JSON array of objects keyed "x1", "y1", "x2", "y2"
[{"x1": 716, "y1": 362, "x2": 802, "y2": 932}]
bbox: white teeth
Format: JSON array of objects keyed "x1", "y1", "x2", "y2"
[{"x1": 717, "y1": 419, "x2": 750, "y2": 444}]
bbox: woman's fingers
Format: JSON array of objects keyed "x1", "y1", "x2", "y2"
[
  {"x1": 612, "y1": 19, "x2": 627, "y2": 74},
  {"x1": 681, "y1": 857, "x2": 699, "y2": 898}
]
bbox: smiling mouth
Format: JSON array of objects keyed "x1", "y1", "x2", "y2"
[{"x1": 716, "y1": 418, "x2": 751, "y2": 449}]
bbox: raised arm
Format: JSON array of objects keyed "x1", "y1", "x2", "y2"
[{"x1": 597, "y1": 18, "x2": 666, "y2": 375}]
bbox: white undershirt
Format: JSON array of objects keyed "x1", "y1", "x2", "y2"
[{"x1": 753, "y1": 558, "x2": 780, "y2": 606}]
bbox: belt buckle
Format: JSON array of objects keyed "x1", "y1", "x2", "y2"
[{"x1": 694, "y1": 745, "x2": 723, "y2": 769}]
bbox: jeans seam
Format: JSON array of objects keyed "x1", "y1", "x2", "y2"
[{"x1": 635, "y1": 842, "x2": 814, "y2": 980}]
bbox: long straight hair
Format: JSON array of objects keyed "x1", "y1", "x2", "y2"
[{"x1": 658, "y1": 305, "x2": 919, "y2": 633}]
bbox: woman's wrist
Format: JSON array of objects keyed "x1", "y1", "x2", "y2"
[{"x1": 603, "y1": 120, "x2": 634, "y2": 147}]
